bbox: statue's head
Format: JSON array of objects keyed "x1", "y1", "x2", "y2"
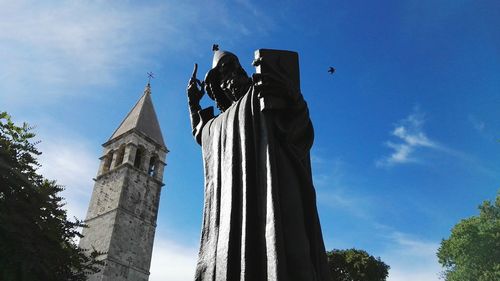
[{"x1": 205, "y1": 49, "x2": 251, "y2": 111}]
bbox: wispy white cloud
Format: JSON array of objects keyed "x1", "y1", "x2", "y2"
[
  {"x1": 468, "y1": 115, "x2": 486, "y2": 133},
  {"x1": 467, "y1": 114, "x2": 499, "y2": 145},
  {"x1": 149, "y1": 238, "x2": 198, "y2": 281},
  {"x1": 36, "y1": 129, "x2": 99, "y2": 220},
  {"x1": 0, "y1": 0, "x2": 280, "y2": 107},
  {"x1": 382, "y1": 231, "x2": 441, "y2": 281},
  {"x1": 389, "y1": 266, "x2": 441, "y2": 281},
  {"x1": 317, "y1": 188, "x2": 371, "y2": 219},
  {"x1": 376, "y1": 107, "x2": 438, "y2": 167},
  {"x1": 389, "y1": 231, "x2": 440, "y2": 258},
  {"x1": 375, "y1": 109, "x2": 498, "y2": 177},
  {"x1": 0, "y1": 1, "x2": 175, "y2": 103},
  {"x1": 313, "y1": 157, "x2": 373, "y2": 219},
  {"x1": 233, "y1": 0, "x2": 277, "y2": 34},
  {"x1": 312, "y1": 155, "x2": 343, "y2": 186}
]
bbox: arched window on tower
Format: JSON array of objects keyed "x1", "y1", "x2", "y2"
[
  {"x1": 102, "y1": 151, "x2": 113, "y2": 173},
  {"x1": 134, "y1": 146, "x2": 144, "y2": 169},
  {"x1": 148, "y1": 155, "x2": 158, "y2": 177},
  {"x1": 114, "y1": 145, "x2": 125, "y2": 168}
]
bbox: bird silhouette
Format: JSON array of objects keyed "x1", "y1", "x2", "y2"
[
  {"x1": 328, "y1": 66, "x2": 336, "y2": 74},
  {"x1": 212, "y1": 44, "x2": 219, "y2": 51}
]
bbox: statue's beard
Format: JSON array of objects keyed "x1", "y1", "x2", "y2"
[{"x1": 224, "y1": 74, "x2": 250, "y2": 102}]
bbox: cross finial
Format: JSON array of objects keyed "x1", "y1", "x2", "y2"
[{"x1": 147, "y1": 72, "x2": 155, "y2": 84}]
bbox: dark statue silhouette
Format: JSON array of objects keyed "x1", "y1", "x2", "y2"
[{"x1": 186, "y1": 48, "x2": 332, "y2": 281}]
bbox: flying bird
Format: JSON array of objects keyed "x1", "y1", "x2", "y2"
[
  {"x1": 212, "y1": 44, "x2": 219, "y2": 51},
  {"x1": 328, "y1": 66, "x2": 336, "y2": 74}
]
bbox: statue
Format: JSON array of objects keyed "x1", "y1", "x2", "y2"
[{"x1": 186, "y1": 48, "x2": 332, "y2": 281}]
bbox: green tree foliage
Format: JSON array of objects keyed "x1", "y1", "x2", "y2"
[
  {"x1": 437, "y1": 194, "x2": 500, "y2": 281},
  {"x1": 0, "y1": 112, "x2": 103, "y2": 281},
  {"x1": 326, "y1": 248, "x2": 390, "y2": 281}
]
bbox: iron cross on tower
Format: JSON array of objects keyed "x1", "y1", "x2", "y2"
[{"x1": 147, "y1": 72, "x2": 155, "y2": 84}]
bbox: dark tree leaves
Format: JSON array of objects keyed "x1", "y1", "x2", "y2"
[
  {"x1": 326, "y1": 248, "x2": 390, "y2": 281},
  {"x1": 437, "y1": 194, "x2": 500, "y2": 281},
  {"x1": 0, "y1": 112, "x2": 103, "y2": 281}
]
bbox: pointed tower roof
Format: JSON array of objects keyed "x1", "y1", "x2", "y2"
[{"x1": 109, "y1": 83, "x2": 165, "y2": 147}]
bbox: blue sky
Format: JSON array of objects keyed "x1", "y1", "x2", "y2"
[{"x1": 2, "y1": 0, "x2": 499, "y2": 280}]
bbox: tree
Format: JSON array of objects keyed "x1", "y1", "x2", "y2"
[
  {"x1": 437, "y1": 194, "x2": 500, "y2": 281},
  {"x1": 0, "y1": 112, "x2": 102, "y2": 281},
  {"x1": 326, "y1": 248, "x2": 390, "y2": 281}
]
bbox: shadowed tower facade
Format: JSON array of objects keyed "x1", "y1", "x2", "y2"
[{"x1": 79, "y1": 83, "x2": 168, "y2": 281}]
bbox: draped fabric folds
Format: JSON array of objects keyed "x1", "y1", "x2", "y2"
[{"x1": 193, "y1": 87, "x2": 332, "y2": 281}]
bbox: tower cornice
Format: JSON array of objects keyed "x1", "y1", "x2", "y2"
[{"x1": 103, "y1": 128, "x2": 169, "y2": 153}]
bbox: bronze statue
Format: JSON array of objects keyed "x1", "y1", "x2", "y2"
[{"x1": 187, "y1": 48, "x2": 332, "y2": 281}]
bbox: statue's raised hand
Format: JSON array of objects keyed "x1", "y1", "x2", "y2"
[{"x1": 187, "y1": 63, "x2": 204, "y2": 105}]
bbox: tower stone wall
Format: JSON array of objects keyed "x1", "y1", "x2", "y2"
[{"x1": 79, "y1": 85, "x2": 167, "y2": 281}]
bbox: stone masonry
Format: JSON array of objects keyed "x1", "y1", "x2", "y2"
[{"x1": 79, "y1": 84, "x2": 167, "y2": 281}]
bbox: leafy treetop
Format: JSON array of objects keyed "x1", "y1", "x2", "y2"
[
  {"x1": 437, "y1": 193, "x2": 500, "y2": 281},
  {"x1": 326, "y1": 248, "x2": 390, "y2": 281},
  {"x1": 0, "y1": 112, "x2": 103, "y2": 281}
]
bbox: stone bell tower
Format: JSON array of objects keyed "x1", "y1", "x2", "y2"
[{"x1": 79, "y1": 83, "x2": 168, "y2": 281}]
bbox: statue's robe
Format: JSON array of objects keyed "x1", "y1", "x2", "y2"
[{"x1": 191, "y1": 85, "x2": 332, "y2": 281}]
